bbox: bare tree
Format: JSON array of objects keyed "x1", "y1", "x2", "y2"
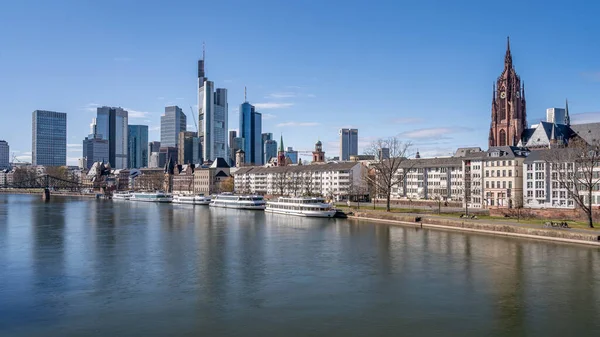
[
  {"x1": 364, "y1": 137, "x2": 413, "y2": 212},
  {"x1": 220, "y1": 176, "x2": 234, "y2": 193},
  {"x1": 273, "y1": 171, "x2": 288, "y2": 196},
  {"x1": 287, "y1": 172, "x2": 303, "y2": 197},
  {"x1": 544, "y1": 139, "x2": 600, "y2": 228}
]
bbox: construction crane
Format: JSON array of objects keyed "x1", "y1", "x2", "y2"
[
  {"x1": 189, "y1": 106, "x2": 198, "y2": 133},
  {"x1": 11, "y1": 153, "x2": 23, "y2": 163}
]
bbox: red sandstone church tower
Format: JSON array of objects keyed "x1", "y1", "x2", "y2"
[{"x1": 489, "y1": 37, "x2": 527, "y2": 147}]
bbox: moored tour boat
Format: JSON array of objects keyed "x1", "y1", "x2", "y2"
[
  {"x1": 130, "y1": 192, "x2": 173, "y2": 203},
  {"x1": 113, "y1": 191, "x2": 132, "y2": 200},
  {"x1": 209, "y1": 193, "x2": 266, "y2": 210},
  {"x1": 266, "y1": 197, "x2": 336, "y2": 218},
  {"x1": 172, "y1": 194, "x2": 211, "y2": 205}
]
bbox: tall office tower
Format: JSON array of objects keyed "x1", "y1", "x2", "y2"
[
  {"x1": 261, "y1": 133, "x2": 272, "y2": 164},
  {"x1": 285, "y1": 147, "x2": 298, "y2": 164},
  {"x1": 197, "y1": 51, "x2": 228, "y2": 162},
  {"x1": 378, "y1": 147, "x2": 390, "y2": 160},
  {"x1": 83, "y1": 136, "x2": 109, "y2": 169},
  {"x1": 148, "y1": 141, "x2": 161, "y2": 168},
  {"x1": 96, "y1": 106, "x2": 129, "y2": 169},
  {"x1": 239, "y1": 100, "x2": 262, "y2": 165},
  {"x1": 0, "y1": 140, "x2": 9, "y2": 169},
  {"x1": 264, "y1": 139, "x2": 278, "y2": 164},
  {"x1": 161, "y1": 106, "x2": 186, "y2": 148},
  {"x1": 546, "y1": 102, "x2": 570, "y2": 125},
  {"x1": 128, "y1": 125, "x2": 148, "y2": 168},
  {"x1": 32, "y1": 110, "x2": 67, "y2": 166},
  {"x1": 230, "y1": 137, "x2": 244, "y2": 167},
  {"x1": 339, "y1": 128, "x2": 358, "y2": 161},
  {"x1": 229, "y1": 130, "x2": 238, "y2": 166},
  {"x1": 158, "y1": 147, "x2": 178, "y2": 168},
  {"x1": 178, "y1": 131, "x2": 201, "y2": 164}
]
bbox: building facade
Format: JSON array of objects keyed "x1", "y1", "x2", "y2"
[
  {"x1": 489, "y1": 38, "x2": 527, "y2": 147},
  {"x1": 193, "y1": 158, "x2": 231, "y2": 195},
  {"x1": 392, "y1": 157, "x2": 465, "y2": 201},
  {"x1": 128, "y1": 125, "x2": 148, "y2": 169},
  {"x1": 96, "y1": 106, "x2": 129, "y2": 169},
  {"x1": 264, "y1": 139, "x2": 278, "y2": 164},
  {"x1": 339, "y1": 128, "x2": 358, "y2": 161},
  {"x1": 32, "y1": 110, "x2": 67, "y2": 166},
  {"x1": 0, "y1": 140, "x2": 9, "y2": 169},
  {"x1": 83, "y1": 136, "x2": 109, "y2": 169},
  {"x1": 239, "y1": 101, "x2": 262, "y2": 165},
  {"x1": 523, "y1": 149, "x2": 600, "y2": 209},
  {"x1": 161, "y1": 106, "x2": 186, "y2": 148},
  {"x1": 178, "y1": 131, "x2": 201, "y2": 165},
  {"x1": 285, "y1": 147, "x2": 298, "y2": 164},
  {"x1": 197, "y1": 57, "x2": 228, "y2": 162},
  {"x1": 148, "y1": 141, "x2": 161, "y2": 168},
  {"x1": 234, "y1": 162, "x2": 364, "y2": 199}
]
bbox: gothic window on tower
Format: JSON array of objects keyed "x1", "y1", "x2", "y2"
[
  {"x1": 499, "y1": 129, "x2": 507, "y2": 146},
  {"x1": 499, "y1": 108, "x2": 506, "y2": 120}
]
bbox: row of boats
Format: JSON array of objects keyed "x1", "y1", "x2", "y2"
[{"x1": 113, "y1": 192, "x2": 343, "y2": 218}]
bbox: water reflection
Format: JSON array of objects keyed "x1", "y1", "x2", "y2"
[{"x1": 0, "y1": 195, "x2": 599, "y2": 336}]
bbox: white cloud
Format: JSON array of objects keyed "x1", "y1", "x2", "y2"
[
  {"x1": 67, "y1": 143, "x2": 82, "y2": 148},
  {"x1": 276, "y1": 121, "x2": 320, "y2": 127},
  {"x1": 67, "y1": 144, "x2": 82, "y2": 152},
  {"x1": 571, "y1": 112, "x2": 600, "y2": 124},
  {"x1": 262, "y1": 113, "x2": 277, "y2": 120},
  {"x1": 392, "y1": 117, "x2": 423, "y2": 124},
  {"x1": 265, "y1": 92, "x2": 296, "y2": 99},
  {"x1": 398, "y1": 127, "x2": 471, "y2": 140},
  {"x1": 84, "y1": 103, "x2": 101, "y2": 112},
  {"x1": 15, "y1": 155, "x2": 32, "y2": 163},
  {"x1": 255, "y1": 102, "x2": 294, "y2": 109},
  {"x1": 123, "y1": 108, "x2": 153, "y2": 119}
]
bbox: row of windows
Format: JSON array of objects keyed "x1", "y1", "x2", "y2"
[
  {"x1": 485, "y1": 181, "x2": 513, "y2": 189},
  {"x1": 485, "y1": 160, "x2": 514, "y2": 167},
  {"x1": 485, "y1": 169, "x2": 513, "y2": 177}
]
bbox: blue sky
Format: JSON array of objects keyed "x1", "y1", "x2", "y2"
[{"x1": 1, "y1": 0, "x2": 599, "y2": 165}]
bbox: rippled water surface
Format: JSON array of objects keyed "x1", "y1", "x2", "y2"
[{"x1": 1, "y1": 194, "x2": 599, "y2": 336}]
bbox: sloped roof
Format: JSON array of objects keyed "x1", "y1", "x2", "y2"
[
  {"x1": 234, "y1": 161, "x2": 359, "y2": 175},
  {"x1": 570, "y1": 122, "x2": 600, "y2": 145},
  {"x1": 215, "y1": 171, "x2": 229, "y2": 178},
  {"x1": 210, "y1": 157, "x2": 230, "y2": 169},
  {"x1": 454, "y1": 147, "x2": 483, "y2": 157}
]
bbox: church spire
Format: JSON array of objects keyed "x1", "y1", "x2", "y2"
[
  {"x1": 565, "y1": 98, "x2": 570, "y2": 126},
  {"x1": 279, "y1": 134, "x2": 284, "y2": 152},
  {"x1": 505, "y1": 36, "x2": 512, "y2": 67}
]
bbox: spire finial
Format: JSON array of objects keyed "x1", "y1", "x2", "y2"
[
  {"x1": 505, "y1": 36, "x2": 513, "y2": 66},
  {"x1": 565, "y1": 98, "x2": 570, "y2": 125}
]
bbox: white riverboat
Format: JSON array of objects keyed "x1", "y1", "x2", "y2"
[
  {"x1": 130, "y1": 192, "x2": 173, "y2": 203},
  {"x1": 209, "y1": 193, "x2": 266, "y2": 210},
  {"x1": 266, "y1": 197, "x2": 336, "y2": 218},
  {"x1": 172, "y1": 194, "x2": 211, "y2": 205},
  {"x1": 112, "y1": 191, "x2": 132, "y2": 200}
]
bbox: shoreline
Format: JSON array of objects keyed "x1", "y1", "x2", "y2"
[
  {"x1": 0, "y1": 190, "x2": 97, "y2": 198},
  {"x1": 349, "y1": 213, "x2": 600, "y2": 247}
]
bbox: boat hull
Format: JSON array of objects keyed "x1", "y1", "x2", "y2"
[
  {"x1": 265, "y1": 208, "x2": 336, "y2": 218},
  {"x1": 210, "y1": 203, "x2": 266, "y2": 210}
]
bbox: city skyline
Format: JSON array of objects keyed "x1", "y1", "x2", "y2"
[{"x1": 2, "y1": 1, "x2": 600, "y2": 165}]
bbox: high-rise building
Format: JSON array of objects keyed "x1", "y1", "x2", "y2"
[
  {"x1": 489, "y1": 37, "x2": 527, "y2": 147},
  {"x1": 159, "y1": 147, "x2": 178, "y2": 169},
  {"x1": 197, "y1": 53, "x2": 228, "y2": 162},
  {"x1": 378, "y1": 147, "x2": 390, "y2": 160},
  {"x1": 96, "y1": 106, "x2": 129, "y2": 169},
  {"x1": 0, "y1": 140, "x2": 9, "y2": 169},
  {"x1": 546, "y1": 108, "x2": 567, "y2": 125},
  {"x1": 339, "y1": 128, "x2": 358, "y2": 161},
  {"x1": 83, "y1": 135, "x2": 109, "y2": 169},
  {"x1": 178, "y1": 131, "x2": 201, "y2": 165},
  {"x1": 128, "y1": 125, "x2": 148, "y2": 169},
  {"x1": 285, "y1": 147, "x2": 298, "y2": 164},
  {"x1": 264, "y1": 139, "x2": 278, "y2": 164},
  {"x1": 148, "y1": 141, "x2": 161, "y2": 168},
  {"x1": 161, "y1": 106, "x2": 186, "y2": 148},
  {"x1": 32, "y1": 110, "x2": 67, "y2": 166},
  {"x1": 239, "y1": 101, "x2": 262, "y2": 165}
]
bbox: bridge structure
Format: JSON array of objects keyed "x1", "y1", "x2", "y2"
[{"x1": 3, "y1": 174, "x2": 88, "y2": 201}]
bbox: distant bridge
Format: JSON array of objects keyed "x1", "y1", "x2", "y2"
[{"x1": 2, "y1": 174, "x2": 90, "y2": 200}]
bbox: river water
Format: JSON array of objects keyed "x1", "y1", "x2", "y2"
[{"x1": 1, "y1": 194, "x2": 599, "y2": 336}]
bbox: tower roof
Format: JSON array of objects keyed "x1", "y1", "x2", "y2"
[
  {"x1": 279, "y1": 134, "x2": 284, "y2": 152},
  {"x1": 505, "y1": 36, "x2": 512, "y2": 66}
]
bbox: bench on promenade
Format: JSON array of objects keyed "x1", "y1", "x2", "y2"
[
  {"x1": 459, "y1": 214, "x2": 478, "y2": 220},
  {"x1": 543, "y1": 221, "x2": 571, "y2": 229}
]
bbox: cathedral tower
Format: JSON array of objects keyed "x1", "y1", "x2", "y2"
[{"x1": 489, "y1": 37, "x2": 527, "y2": 147}]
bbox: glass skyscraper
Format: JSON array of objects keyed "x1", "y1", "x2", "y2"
[
  {"x1": 197, "y1": 55, "x2": 228, "y2": 162},
  {"x1": 339, "y1": 128, "x2": 359, "y2": 161},
  {"x1": 239, "y1": 101, "x2": 262, "y2": 165},
  {"x1": 0, "y1": 140, "x2": 9, "y2": 169},
  {"x1": 128, "y1": 125, "x2": 148, "y2": 169},
  {"x1": 32, "y1": 110, "x2": 67, "y2": 166},
  {"x1": 96, "y1": 106, "x2": 129, "y2": 169},
  {"x1": 161, "y1": 106, "x2": 186, "y2": 148},
  {"x1": 83, "y1": 136, "x2": 109, "y2": 169}
]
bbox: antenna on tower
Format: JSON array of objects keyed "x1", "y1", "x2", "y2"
[
  {"x1": 202, "y1": 41, "x2": 206, "y2": 61},
  {"x1": 244, "y1": 86, "x2": 247, "y2": 102}
]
